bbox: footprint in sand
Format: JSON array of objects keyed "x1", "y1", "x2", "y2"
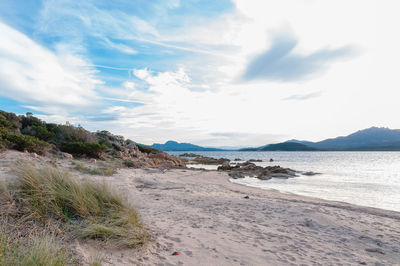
[
  {"x1": 183, "y1": 251, "x2": 193, "y2": 256},
  {"x1": 165, "y1": 236, "x2": 181, "y2": 243}
]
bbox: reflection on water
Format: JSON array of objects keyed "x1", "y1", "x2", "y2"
[{"x1": 169, "y1": 151, "x2": 400, "y2": 212}]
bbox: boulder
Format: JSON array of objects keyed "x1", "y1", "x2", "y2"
[
  {"x1": 270, "y1": 173, "x2": 293, "y2": 179},
  {"x1": 302, "y1": 171, "x2": 320, "y2": 176},
  {"x1": 62, "y1": 152, "x2": 73, "y2": 159},
  {"x1": 248, "y1": 159, "x2": 262, "y2": 162},
  {"x1": 179, "y1": 153, "x2": 200, "y2": 157},
  {"x1": 218, "y1": 161, "x2": 231, "y2": 171}
]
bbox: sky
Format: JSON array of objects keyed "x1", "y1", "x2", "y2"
[{"x1": 0, "y1": 0, "x2": 399, "y2": 147}]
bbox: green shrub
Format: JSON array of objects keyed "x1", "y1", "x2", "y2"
[
  {"x1": 49, "y1": 125, "x2": 98, "y2": 148},
  {"x1": 21, "y1": 125, "x2": 56, "y2": 142},
  {"x1": 20, "y1": 115, "x2": 45, "y2": 129},
  {"x1": 62, "y1": 142, "x2": 107, "y2": 158},
  {"x1": 123, "y1": 160, "x2": 135, "y2": 168},
  {"x1": 0, "y1": 110, "x2": 21, "y2": 130},
  {"x1": 0, "y1": 128, "x2": 10, "y2": 150},
  {"x1": 0, "y1": 114, "x2": 13, "y2": 129},
  {"x1": 136, "y1": 144, "x2": 158, "y2": 154},
  {"x1": 0, "y1": 127, "x2": 10, "y2": 139},
  {"x1": 7, "y1": 134, "x2": 50, "y2": 154}
]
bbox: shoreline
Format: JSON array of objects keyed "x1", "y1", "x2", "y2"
[{"x1": 229, "y1": 176, "x2": 400, "y2": 214}]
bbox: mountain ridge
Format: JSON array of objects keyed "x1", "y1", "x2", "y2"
[
  {"x1": 155, "y1": 127, "x2": 400, "y2": 151},
  {"x1": 151, "y1": 140, "x2": 225, "y2": 151}
]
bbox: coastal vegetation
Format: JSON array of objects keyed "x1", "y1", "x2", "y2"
[
  {"x1": 0, "y1": 110, "x2": 156, "y2": 159},
  {"x1": 0, "y1": 161, "x2": 149, "y2": 264},
  {"x1": 136, "y1": 143, "x2": 159, "y2": 154},
  {"x1": 73, "y1": 161, "x2": 116, "y2": 176}
]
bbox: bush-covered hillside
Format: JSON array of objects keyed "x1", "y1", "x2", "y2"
[{"x1": 0, "y1": 110, "x2": 155, "y2": 158}]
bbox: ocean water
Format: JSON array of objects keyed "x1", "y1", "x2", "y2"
[{"x1": 168, "y1": 151, "x2": 400, "y2": 212}]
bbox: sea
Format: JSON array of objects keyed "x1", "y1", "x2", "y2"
[{"x1": 167, "y1": 151, "x2": 400, "y2": 212}]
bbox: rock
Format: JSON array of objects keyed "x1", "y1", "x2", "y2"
[
  {"x1": 217, "y1": 161, "x2": 231, "y2": 171},
  {"x1": 90, "y1": 158, "x2": 97, "y2": 164},
  {"x1": 269, "y1": 158, "x2": 274, "y2": 162},
  {"x1": 302, "y1": 171, "x2": 320, "y2": 176},
  {"x1": 248, "y1": 159, "x2": 262, "y2": 162},
  {"x1": 257, "y1": 169, "x2": 272, "y2": 180},
  {"x1": 365, "y1": 248, "x2": 385, "y2": 254},
  {"x1": 226, "y1": 163, "x2": 299, "y2": 181},
  {"x1": 179, "y1": 153, "x2": 200, "y2": 157},
  {"x1": 244, "y1": 195, "x2": 249, "y2": 199},
  {"x1": 257, "y1": 174, "x2": 272, "y2": 180},
  {"x1": 62, "y1": 152, "x2": 73, "y2": 159},
  {"x1": 234, "y1": 158, "x2": 241, "y2": 161},
  {"x1": 240, "y1": 163, "x2": 259, "y2": 171},
  {"x1": 191, "y1": 155, "x2": 230, "y2": 165},
  {"x1": 31, "y1": 152, "x2": 39, "y2": 159},
  {"x1": 228, "y1": 171, "x2": 245, "y2": 179},
  {"x1": 270, "y1": 173, "x2": 293, "y2": 179}
]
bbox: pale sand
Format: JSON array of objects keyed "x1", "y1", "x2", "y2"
[
  {"x1": 91, "y1": 168, "x2": 400, "y2": 265},
  {"x1": 1, "y1": 151, "x2": 400, "y2": 265}
]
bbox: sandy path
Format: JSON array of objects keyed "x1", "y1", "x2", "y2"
[{"x1": 91, "y1": 168, "x2": 400, "y2": 266}]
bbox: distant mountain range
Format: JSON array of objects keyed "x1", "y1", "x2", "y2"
[
  {"x1": 151, "y1": 141, "x2": 225, "y2": 151},
  {"x1": 240, "y1": 142, "x2": 317, "y2": 151},
  {"x1": 153, "y1": 127, "x2": 400, "y2": 151},
  {"x1": 241, "y1": 127, "x2": 400, "y2": 151}
]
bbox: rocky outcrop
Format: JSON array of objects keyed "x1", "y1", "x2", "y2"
[
  {"x1": 179, "y1": 153, "x2": 200, "y2": 157},
  {"x1": 220, "y1": 161, "x2": 298, "y2": 180},
  {"x1": 184, "y1": 154, "x2": 230, "y2": 165},
  {"x1": 95, "y1": 134, "x2": 187, "y2": 169}
]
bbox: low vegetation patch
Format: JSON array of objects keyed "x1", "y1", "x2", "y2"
[
  {"x1": 0, "y1": 161, "x2": 148, "y2": 264},
  {"x1": 136, "y1": 144, "x2": 158, "y2": 154},
  {"x1": 123, "y1": 160, "x2": 136, "y2": 168},
  {"x1": 73, "y1": 162, "x2": 116, "y2": 176},
  {"x1": 0, "y1": 230, "x2": 71, "y2": 266},
  {"x1": 6, "y1": 134, "x2": 50, "y2": 154},
  {"x1": 12, "y1": 162, "x2": 148, "y2": 247},
  {"x1": 62, "y1": 142, "x2": 108, "y2": 158}
]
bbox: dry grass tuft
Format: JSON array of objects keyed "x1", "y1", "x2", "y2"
[
  {"x1": 0, "y1": 229, "x2": 70, "y2": 266},
  {"x1": 73, "y1": 162, "x2": 116, "y2": 176},
  {"x1": 11, "y1": 161, "x2": 148, "y2": 248}
]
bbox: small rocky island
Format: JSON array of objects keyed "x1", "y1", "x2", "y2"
[{"x1": 180, "y1": 153, "x2": 319, "y2": 180}]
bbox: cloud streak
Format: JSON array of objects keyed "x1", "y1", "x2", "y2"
[
  {"x1": 282, "y1": 91, "x2": 322, "y2": 101},
  {"x1": 242, "y1": 32, "x2": 358, "y2": 82}
]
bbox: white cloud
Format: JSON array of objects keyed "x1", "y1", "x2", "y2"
[
  {"x1": 96, "y1": 67, "x2": 291, "y2": 146},
  {"x1": 0, "y1": 21, "x2": 101, "y2": 113}
]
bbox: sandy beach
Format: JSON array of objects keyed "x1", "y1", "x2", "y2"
[
  {"x1": 86, "y1": 167, "x2": 400, "y2": 265},
  {"x1": 1, "y1": 151, "x2": 400, "y2": 265}
]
